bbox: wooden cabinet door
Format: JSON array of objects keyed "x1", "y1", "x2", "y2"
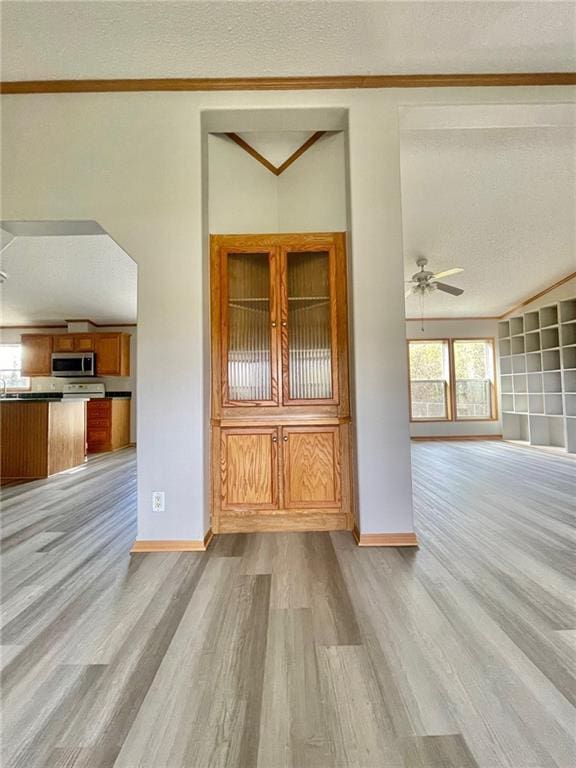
[
  {"x1": 74, "y1": 335, "x2": 94, "y2": 352},
  {"x1": 53, "y1": 335, "x2": 75, "y2": 352},
  {"x1": 95, "y1": 334, "x2": 121, "y2": 375},
  {"x1": 221, "y1": 427, "x2": 279, "y2": 510},
  {"x1": 281, "y1": 426, "x2": 341, "y2": 508},
  {"x1": 21, "y1": 335, "x2": 53, "y2": 376}
]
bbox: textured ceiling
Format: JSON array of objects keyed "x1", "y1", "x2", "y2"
[
  {"x1": 1, "y1": 1, "x2": 574, "y2": 81},
  {"x1": 400, "y1": 124, "x2": 576, "y2": 318},
  {"x1": 0, "y1": 235, "x2": 137, "y2": 325}
]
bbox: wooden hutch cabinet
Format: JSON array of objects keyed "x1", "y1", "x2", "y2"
[{"x1": 210, "y1": 233, "x2": 353, "y2": 533}]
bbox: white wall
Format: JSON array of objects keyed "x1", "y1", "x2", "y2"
[
  {"x1": 208, "y1": 130, "x2": 347, "y2": 234},
  {"x1": 405, "y1": 317, "x2": 501, "y2": 437},
  {"x1": 2, "y1": 87, "x2": 572, "y2": 541},
  {"x1": 0, "y1": 325, "x2": 138, "y2": 442}
]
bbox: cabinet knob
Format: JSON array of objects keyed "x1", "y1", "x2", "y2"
[
  {"x1": 272, "y1": 436, "x2": 277, "y2": 442},
  {"x1": 271, "y1": 321, "x2": 277, "y2": 328},
  {"x1": 283, "y1": 435, "x2": 288, "y2": 442},
  {"x1": 281, "y1": 321, "x2": 287, "y2": 327}
]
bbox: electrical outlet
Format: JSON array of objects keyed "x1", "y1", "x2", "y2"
[{"x1": 152, "y1": 491, "x2": 165, "y2": 512}]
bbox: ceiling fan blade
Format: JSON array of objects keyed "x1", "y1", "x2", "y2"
[
  {"x1": 435, "y1": 282, "x2": 464, "y2": 296},
  {"x1": 405, "y1": 287, "x2": 414, "y2": 298},
  {"x1": 432, "y1": 267, "x2": 464, "y2": 280}
]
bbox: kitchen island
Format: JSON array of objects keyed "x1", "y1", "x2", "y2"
[{"x1": 0, "y1": 399, "x2": 86, "y2": 483}]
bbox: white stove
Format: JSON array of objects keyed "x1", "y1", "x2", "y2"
[{"x1": 62, "y1": 382, "x2": 106, "y2": 400}]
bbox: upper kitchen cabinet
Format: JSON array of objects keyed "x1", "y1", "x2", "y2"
[
  {"x1": 21, "y1": 334, "x2": 53, "y2": 376},
  {"x1": 94, "y1": 333, "x2": 131, "y2": 376},
  {"x1": 21, "y1": 332, "x2": 131, "y2": 377},
  {"x1": 211, "y1": 233, "x2": 349, "y2": 419},
  {"x1": 53, "y1": 334, "x2": 95, "y2": 352}
]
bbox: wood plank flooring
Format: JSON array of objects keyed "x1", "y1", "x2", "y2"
[{"x1": 1, "y1": 441, "x2": 575, "y2": 767}]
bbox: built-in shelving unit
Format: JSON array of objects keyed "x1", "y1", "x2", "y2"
[{"x1": 498, "y1": 297, "x2": 576, "y2": 453}]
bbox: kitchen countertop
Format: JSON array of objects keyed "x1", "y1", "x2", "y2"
[{"x1": 0, "y1": 391, "x2": 132, "y2": 402}]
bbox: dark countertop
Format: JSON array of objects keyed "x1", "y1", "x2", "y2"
[{"x1": 0, "y1": 392, "x2": 132, "y2": 402}]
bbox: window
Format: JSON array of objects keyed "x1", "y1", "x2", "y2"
[
  {"x1": 408, "y1": 340, "x2": 450, "y2": 420},
  {"x1": 408, "y1": 338, "x2": 496, "y2": 422},
  {"x1": 453, "y1": 339, "x2": 495, "y2": 420},
  {"x1": 0, "y1": 344, "x2": 30, "y2": 390}
]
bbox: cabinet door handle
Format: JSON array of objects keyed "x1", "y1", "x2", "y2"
[
  {"x1": 271, "y1": 321, "x2": 277, "y2": 328},
  {"x1": 283, "y1": 435, "x2": 288, "y2": 442},
  {"x1": 281, "y1": 321, "x2": 287, "y2": 327},
  {"x1": 272, "y1": 435, "x2": 278, "y2": 442}
]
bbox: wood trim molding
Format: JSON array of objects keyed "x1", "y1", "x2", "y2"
[
  {"x1": 353, "y1": 525, "x2": 419, "y2": 547},
  {"x1": 411, "y1": 434, "x2": 503, "y2": 441},
  {"x1": 2, "y1": 72, "x2": 575, "y2": 95},
  {"x1": 131, "y1": 538, "x2": 206, "y2": 553},
  {"x1": 226, "y1": 131, "x2": 325, "y2": 176},
  {"x1": 498, "y1": 271, "x2": 576, "y2": 318},
  {"x1": 203, "y1": 527, "x2": 214, "y2": 549},
  {"x1": 1, "y1": 321, "x2": 137, "y2": 330}
]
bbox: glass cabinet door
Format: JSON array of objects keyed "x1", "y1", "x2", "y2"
[
  {"x1": 282, "y1": 249, "x2": 337, "y2": 403},
  {"x1": 223, "y1": 251, "x2": 278, "y2": 404}
]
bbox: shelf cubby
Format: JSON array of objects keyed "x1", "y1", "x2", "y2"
[
  {"x1": 561, "y1": 323, "x2": 576, "y2": 347},
  {"x1": 511, "y1": 336, "x2": 525, "y2": 355},
  {"x1": 500, "y1": 296, "x2": 575, "y2": 453},
  {"x1": 512, "y1": 355, "x2": 526, "y2": 374},
  {"x1": 542, "y1": 349, "x2": 560, "y2": 371},
  {"x1": 498, "y1": 321, "x2": 510, "y2": 339},
  {"x1": 562, "y1": 345, "x2": 576, "y2": 370},
  {"x1": 526, "y1": 352, "x2": 542, "y2": 373},
  {"x1": 529, "y1": 415, "x2": 565, "y2": 448},
  {"x1": 559, "y1": 298, "x2": 576, "y2": 323},
  {"x1": 543, "y1": 371, "x2": 562, "y2": 393},
  {"x1": 529, "y1": 394, "x2": 544, "y2": 414},
  {"x1": 539, "y1": 305, "x2": 558, "y2": 328},
  {"x1": 510, "y1": 317, "x2": 524, "y2": 336},
  {"x1": 541, "y1": 327, "x2": 559, "y2": 350},
  {"x1": 524, "y1": 311, "x2": 539, "y2": 332},
  {"x1": 525, "y1": 331, "x2": 541, "y2": 353},
  {"x1": 544, "y1": 394, "x2": 563, "y2": 416},
  {"x1": 500, "y1": 357, "x2": 512, "y2": 375},
  {"x1": 564, "y1": 370, "x2": 576, "y2": 394},
  {"x1": 512, "y1": 374, "x2": 527, "y2": 394},
  {"x1": 527, "y1": 373, "x2": 543, "y2": 393},
  {"x1": 503, "y1": 412, "x2": 529, "y2": 442}
]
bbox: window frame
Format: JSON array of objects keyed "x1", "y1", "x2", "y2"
[
  {"x1": 407, "y1": 338, "x2": 452, "y2": 422},
  {"x1": 0, "y1": 343, "x2": 31, "y2": 392},
  {"x1": 451, "y1": 337, "x2": 498, "y2": 422},
  {"x1": 407, "y1": 337, "x2": 498, "y2": 423}
]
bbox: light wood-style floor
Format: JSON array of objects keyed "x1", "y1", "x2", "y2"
[{"x1": 1, "y1": 442, "x2": 575, "y2": 768}]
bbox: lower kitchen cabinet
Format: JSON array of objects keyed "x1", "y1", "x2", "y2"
[
  {"x1": 87, "y1": 398, "x2": 131, "y2": 453},
  {"x1": 215, "y1": 423, "x2": 350, "y2": 533}
]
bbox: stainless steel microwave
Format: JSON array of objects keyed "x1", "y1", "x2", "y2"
[{"x1": 51, "y1": 352, "x2": 95, "y2": 377}]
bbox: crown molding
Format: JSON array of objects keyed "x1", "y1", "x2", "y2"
[
  {"x1": 1, "y1": 72, "x2": 575, "y2": 95},
  {"x1": 226, "y1": 131, "x2": 325, "y2": 176}
]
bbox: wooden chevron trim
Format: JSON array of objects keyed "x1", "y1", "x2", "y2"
[{"x1": 226, "y1": 131, "x2": 326, "y2": 176}]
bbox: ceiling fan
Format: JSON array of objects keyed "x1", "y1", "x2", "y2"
[{"x1": 405, "y1": 256, "x2": 464, "y2": 299}]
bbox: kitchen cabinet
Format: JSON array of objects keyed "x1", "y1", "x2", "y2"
[
  {"x1": 21, "y1": 334, "x2": 53, "y2": 376},
  {"x1": 94, "y1": 334, "x2": 130, "y2": 376},
  {"x1": 53, "y1": 334, "x2": 95, "y2": 352},
  {"x1": 211, "y1": 233, "x2": 352, "y2": 534},
  {"x1": 86, "y1": 398, "x2": 131, "y2": 453},
  {"x1": 21, "y1": 332, "x2": 130, "y2": 377}
]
